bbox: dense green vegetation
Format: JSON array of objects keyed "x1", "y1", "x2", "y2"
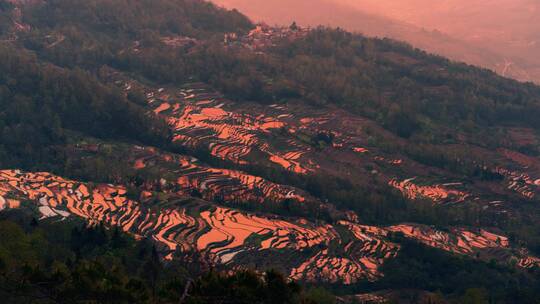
[
  {"x1": 1, "y1": 0, "x2": 538, "y2": 217},
  {"x1": 12, "y1": 0, "x2": 540, "y2": 143},
  {"x1": 0, "y1": 210, "x2": 332, "y2": 304},
  {"x1": 376, "y1": 239, "x2": 540, "y2": 303},
  {"x1": 1, "y1": 0, "x2": 539, "y2": 238},
  {"x1": 25, "y1": 0, "x2": 251, "y2": 37},
  {"x1": 2, "y1": 211, "x2": 539, "y2": 303},
  {"x1": 193, "y1": 28, "x2": 540, "y2": 141},
  {"x1": 1, "y1": 0, "x2": 540, "y2": 301},
  {"x1": 0, "y1": 45, "x2": 169, "y2": 170},
  {"x1": 0, "y1": 1, "x2": 13, "y2": 33},
  {"x1": 20, "y1": 0, "x2": 251, "y2": 72}
]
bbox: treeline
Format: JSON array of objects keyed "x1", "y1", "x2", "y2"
[
  {"x1": 0, "y1": 0, "x2": 13, "y2": 34},
  {"x1": 4, "y1": 0, "x2": 539, "y2": 230},
  {"x1": 185, "y1": 143, "x2": 485, "y2": 227},
  {"x1": 18, "y1": 0, "x2": 252, "y2": 70},
  {"x1": 374, "y1": 239, "x2": 540, "y2": 304},
  {"x1": 0, "y1": 210, "x2": 335, "y2": 304},
  {"x1": 24, "y1": 0, "x2": 251, "y2": 38},
  {"x1": 0, "y1": 45, "x2": 169, "y2": 170},
  {"x1": 13, "y1": 0, "x2": 540, "y2": 144},
  {"x1": 0, "y1": 1, "x2": 538, "y2": 301},
  {"x1": 2, "y1": 210, "x2": 538, "y2": 304},
  {"x1": 198, "y1": 28, "x2": 540, "y2": 139}
]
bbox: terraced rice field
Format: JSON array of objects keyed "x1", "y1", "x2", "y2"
[
  {"x1": 0, "y1": 195, "x2": 21, "y2": 211},
  {"x1": 1, "y1": 169, "x2": 537, "y2": 284},
  {"x1": 494, "y1": 167, "x2": 539, "y2": 200},
  {"x1": 106, "y1": 71, "x2": 540, "y2": 217},
  {"x1": 386, "y1": 224, "x2": 510, "y2": 254},
  {"x1": 518, "y1": 256, "x2": 540, "y2": 268},
  {"x1": 107, "y1": 70, "x2": 407, "y2": 181},
  {"x1": 162, "y1": 85, "x2": 315, "y2": 174},
  {"x1": 127, "y1": 78, "x2": 537, "y2": 212},
  {"x1": 0, "y1": 170, "x2": 394, "y2": 283},
  {"x1": 336, "y1": 221, "x2": 540, "y2": 269},
  {"x1": 129, "y1": 146, "x2": 312, "y2": 207},
  {"x1": 87, "y1": 70, "x2": 540, "y2": 282},
  {"x1": 348, "y1": 293, "x2": 387, "y2": 304},
  {"x1": 388, "y1": 178, "x2": 469, "y2": 204},
  {"x1": 146, "y1": 83, "x2": 403, "y2": 179}
]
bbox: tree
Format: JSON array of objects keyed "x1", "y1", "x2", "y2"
[{"x1": 460, "y1": 288, "x2": 488, "y2": 304}]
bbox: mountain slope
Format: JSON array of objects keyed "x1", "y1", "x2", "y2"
[
  {"x1": 1, "y1": 0, "x2": 540, "y2": 302},
  {"x1": 213, "y1": 0, "x2": 540, "y2": 84},
  {"x1": 339, "y1": 0, "x2": 540, "y2": 82}
]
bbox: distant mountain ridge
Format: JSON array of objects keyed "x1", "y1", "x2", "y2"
[{"x1": 212, "y1": 0, "x2": 540, "y2": 84}]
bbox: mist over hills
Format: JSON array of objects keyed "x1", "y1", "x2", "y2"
[
  {"x1": 213, "y1": 0, "x2": 540, "y2": 83},
  {"x1": 340, "y1": 0, "x2": 540, "y2": 81}
]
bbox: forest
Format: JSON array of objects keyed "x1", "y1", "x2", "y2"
[
  {"x1": 12, "y1": 0, "x2": 540, "y2": 143},
  {"x1": 1, "y1": 0, "x2": 540, "y2": 302},
  {"x1": 0, "y1": 210, "x2": 331, "y2": 304}
]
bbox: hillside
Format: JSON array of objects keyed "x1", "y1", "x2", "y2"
[
  {"x1": 213, "y1": 0, "x2": 540, "y2": 84},
  {"x1": 1, "y1": 0, "x2": 540, "y2": 303},
  {"x1": 339, "y1": 0, "x2": 540, "y2": 82}
]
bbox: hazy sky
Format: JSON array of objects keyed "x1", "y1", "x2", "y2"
[{"x1": 338, "y1": 0, "x2": 539, "y2": 42}]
